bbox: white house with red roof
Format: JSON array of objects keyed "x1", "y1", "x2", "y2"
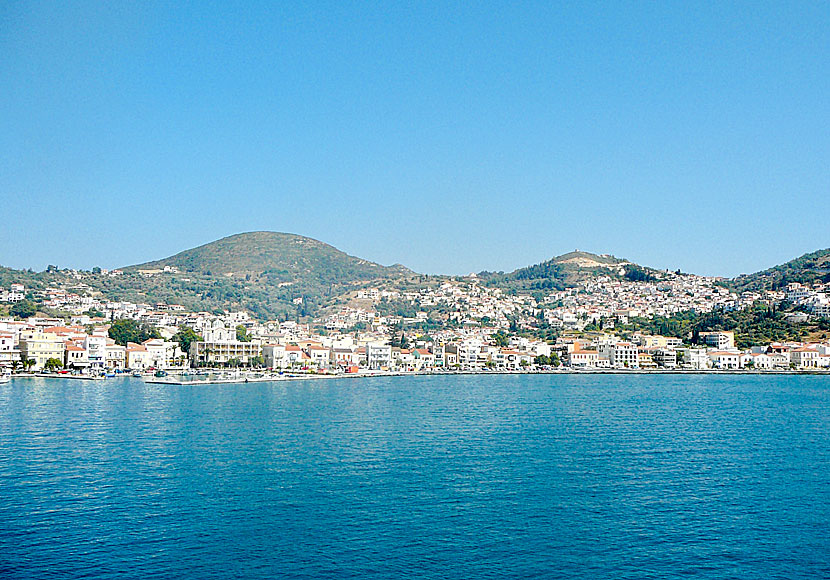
[
  {"x1": 125, "y1": 342, "x2": 152, "y2": 370},
  {"x1": 0, "y1": 333, "x2": 20, "y2": 369},
  {"x1": 413, "y1": 348, "x2": 435, "y2": 369},
  {"x1": 393, "y1": 348, "x2": 415, "y2": 369},
  {"x1": 64, "y1": 340, "x2": 89, "y2": 370},
  {"x1": 307, "y1": 345, "x2": 331, "y2": 368},
  {"x1": 331, "y1": 347, "x2": 360, "y2": 367},
  {"x1": 568, "y1": 349, "x2": 599, "y2": 368},
  {"x1": 105, "y1": 339, "x2": 126, "y2": 369},
  {"x1": 741, "y1": 352, "x2": 772, "y2": 369},
  {"x1": 284, "y1": 345, "x2": 306, "y2": 366}
]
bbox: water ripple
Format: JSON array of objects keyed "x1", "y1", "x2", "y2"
[{"x1": 0, "y1": 374, "x2": 828, "y2": 579}]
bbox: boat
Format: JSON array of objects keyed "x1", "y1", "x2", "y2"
[
  {"x1": 154, "y1": 370, "x2": 168, "y2": 378},
  {"x1": 0, "y1": 374, "x2": 11, "y2": 384},
  {"x1": 131, "y1": 370, "x2": 143, "y2": 377}
]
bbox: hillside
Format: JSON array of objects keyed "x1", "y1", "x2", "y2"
[
  {"x1": 0, "y1": 232, "x2": 415, "y2": 319},
  {"x1": 0, "y1": 232, "x2": 415, "y2": 320},
  {"x1": 97, "y1": 232, "x2": 409, "y2": 319},
  {"x1": 731, "y1": 249, "x2": 830, "y2": 292},
  {"x1": 480, "y1": 250, "x2": 656, "y2": 292},
  {"x1": 126, "y1": 231, "x2": 411, "y2": 281},
  {"x1": 5, "y1": 239, "x2": 829, "y2": 323}
]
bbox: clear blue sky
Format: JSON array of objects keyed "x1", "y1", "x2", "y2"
[{"x1": 2, "y1": 1, "x2": 828, "y2": 276}]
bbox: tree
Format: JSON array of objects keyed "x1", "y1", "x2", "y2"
[
  {"x1": 202, "y1": 346, "x2": 214, "y2": 368},
  {"x1": 44, "y1": 358, "x2": 63, "y2": 372},
  {"x1": 22, "y1": 358, "x2": 36, "y2": 372},
  {"x1": 624, "y1": 265, "x2": 658, "y2": 282},
  {"x1": 173, "y1": 325, "x2": 203, "y2": 354},
  {"x1": 388, "y1": 322, "x2": 401, "y2": 346},
  {"x1": 550, "y1": 352, "x2": 561, "y2": 367},
  {"x1": 10, "y1": 300, "x2": 37, "y2": 319},
  {"x1": 249, "y1": 355, "x2": 264, "y2": 368},
  {"x1": 387, "y1": 322, "x2": 409, "y2": 349},
  {"x1": 236, "y1": 325, "x2": 251, "y2": 342},
  {"x1": 108, "y1": 319, "x2": 161, "y2": 346},
  {"x1": 492, "y1": 330, "x2": 510, "y2": 347},
  {"x1": 348, "y1": 321, "x2": 367, "y2": 333}
]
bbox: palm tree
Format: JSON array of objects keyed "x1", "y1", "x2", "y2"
[
  {"x1": 22, "y1": 358, "x2": 36, "y2": 372},
  {"x1": 202, "y1": 346, "x2": 213, "y2": 368}
]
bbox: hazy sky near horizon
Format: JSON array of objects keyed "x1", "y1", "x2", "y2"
[{"x1": 2, "y1": 2, "x2": 828, "y2": 276}]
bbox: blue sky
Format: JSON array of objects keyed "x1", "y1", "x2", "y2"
[{"x1": 2, "y1": 1, "x2": 828, "y2": 276}]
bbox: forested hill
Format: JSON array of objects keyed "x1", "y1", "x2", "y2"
[
  {"x1": 0, "y1": 232, "x2": 415, "y2": 320},
  {"x1": 111, "y1": 232, "x2": 413, "y2": 319},
  {"x1": 125, "y1": 231, "x2": 411, "y2": 282},
  {"x1": 731, "y1": 249, "x2": 830, "y2": 292},
  {"x1": 479, "y1": 250, "x2": 659, "y2": 292}
]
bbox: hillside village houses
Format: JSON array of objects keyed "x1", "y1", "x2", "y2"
[
  {"x1": 1, "y1": 272, "x2": 830, "y2": 374},
  {"x1": 0, "y1": 283, "x2": 25, "y2": 303}
]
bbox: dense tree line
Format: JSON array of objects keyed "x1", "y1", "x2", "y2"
[
  {"x1": 108, "y1": 319, "x2": 161, "y2": 346},
  {"x1": 172, "y1": 325, "x2": 202, "y2": 353},
  {"x1": 621, "y1": 303, "x2": 821, "y2": 349},
  {"x1": 624, "y1": 266, "x2": 658, "y2": 283},
  {"x1": 10, "y1": 300, "x2": 37, "y2": 319}
]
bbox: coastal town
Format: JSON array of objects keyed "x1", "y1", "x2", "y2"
[{"x1": 1, "y1": 267, "x2": 829, "y2": 377}]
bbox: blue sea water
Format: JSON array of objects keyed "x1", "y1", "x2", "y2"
[{"x1": 0, "y1": 374, "x2": 828, "y2": 579}]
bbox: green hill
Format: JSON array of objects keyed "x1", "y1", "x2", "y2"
[
  {"x1": 126, "y1": 231, "x2": 410, "y2": 282},
  {"x1": 102, "y1": 232, "x2": 410, "y2": 319},
  {"x1": 480, "y1": 250, "x2": 654, "y2": 292},
  {"x1": 731, "y1": 249, "x2": 830, "y2": 291},
  {"x1": 0, "y1": 232, "x2": 414, "y2": 321}
]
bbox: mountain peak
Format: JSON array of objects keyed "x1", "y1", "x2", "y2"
[
  {"x1": 550, "y1": 251, "x2": 629, "y2": 268},
  {"x1": 125, "y1": 231, "x2": 411, "y2": 279}
]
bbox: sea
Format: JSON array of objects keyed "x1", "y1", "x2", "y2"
[{"x1": 1, "y1": 374, "x2": 828, "y2": 579}]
